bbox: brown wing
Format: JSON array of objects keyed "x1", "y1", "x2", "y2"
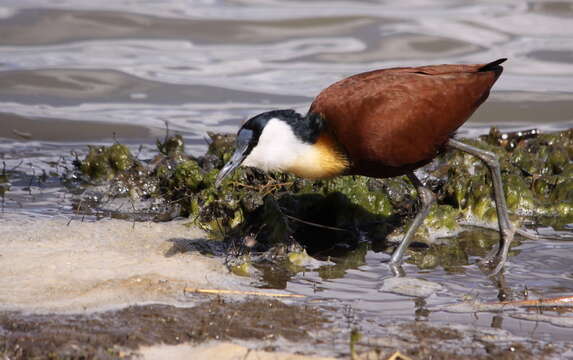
[{"x1": 309, "y1": 59, "x2": 505, "y2": 178}]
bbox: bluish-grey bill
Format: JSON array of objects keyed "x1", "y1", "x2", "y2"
[{"x1": 214, "y1": 129, "x2": 253, "y2": 187}]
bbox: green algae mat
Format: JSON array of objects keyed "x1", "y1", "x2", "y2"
[{"x1": 69, "y1": 128, "x2": 573, "y2": 270}]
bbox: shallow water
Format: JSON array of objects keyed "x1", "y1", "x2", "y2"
[
  {"x1": 1, "y1": 0, "x2": 573, "y2": 354},
  {"x1": 287, "y1": 230, "x2": 573, "y2": 342}
]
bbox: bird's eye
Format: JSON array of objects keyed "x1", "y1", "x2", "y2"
[{"x1": 237, "y1": 129, "x2": 254, "y2": 148}]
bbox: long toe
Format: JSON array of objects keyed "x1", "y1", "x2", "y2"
[
  {"x1": 481, "y1": 243, "x2": 501, "y2": 264},
  {"x1": 388, "y1": 262, "x2": 406, "y2": 277},
  {"x1": 479, "y1": 252, "x2": 508, "y2": 276},
  {"x1": 516, "y1": 227, "x2": 550, "y2": 240},
  {"x1": 480, "y1": 227, "x2": 516, "y2": 276}
]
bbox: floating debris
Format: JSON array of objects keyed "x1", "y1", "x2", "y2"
[
  {"x1": 380, "y1": 277, "x2": 443, "y2": 298},
  {"x1": 485, "y1": 127, "x2": 540, "y2": 151},
  {"x1": 183, "y1": 287, "x2": 305, "y2": 298}
]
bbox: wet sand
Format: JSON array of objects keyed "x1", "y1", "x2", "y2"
[
  {"x1": 0, "y1": 217, "x2": 335, "y2": 358},
  {"x1": 139, "y1": 343, "x2": 335, "y2": 360},
  {"x1": 0, "y1": 217, "x2": 244, "y2": 312}
]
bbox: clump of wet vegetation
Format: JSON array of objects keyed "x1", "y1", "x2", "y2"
[
  {"x1": 68, "y1": 128, "x2": 573, "y2": 275},
  {"x1": 444, "y1": 128, "x2": 573, "y2": 221}
]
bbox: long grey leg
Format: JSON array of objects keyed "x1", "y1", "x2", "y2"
[
  {"x1": 389, "y1": 172, "x2": 436, "y2": 266},
  {"x1": 447, "y1": 138, "x2": 515, "y2": 273}
]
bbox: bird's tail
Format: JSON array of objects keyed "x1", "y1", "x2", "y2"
[{"x1": 478, "y1": 58, "x2": 507, "y2": 78}]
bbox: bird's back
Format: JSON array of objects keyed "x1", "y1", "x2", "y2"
[{"x1": 309, "y1": 59, "x2": 505, "y2": 178}]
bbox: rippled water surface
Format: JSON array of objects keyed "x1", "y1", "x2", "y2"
[{"x1": 1, "y1": 0, "x2": 573, "y2": 349}]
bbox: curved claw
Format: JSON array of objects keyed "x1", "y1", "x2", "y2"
[
  {"x1": 381, "y1": 256, "x2": 407, "y2": 277},
  {"x1": 479, "y1": 226, "x2": 516, "y2": 276},
  {"x1": 516, "y1": 228, "x2": 547, "y2": 240},
  {"x1": 479, "y1": 225, "x2": 559, "y2": 276},
  {"x1": 515, "y1": 228, "x2": 539, "y2": 240},
  {"x1": 479, "y1": 252, "x2": 507, "y2": 277},
  {"x1": 388, "y1": 262, "x2": 406, "y2": 277}
]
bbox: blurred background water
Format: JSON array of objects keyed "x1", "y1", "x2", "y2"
[
  {"x1": 0, "y1": 0, "x2": 573, "y2": 345},
  {"x1": 0, "y1": 0, "x2": 572, "y2": 151}
]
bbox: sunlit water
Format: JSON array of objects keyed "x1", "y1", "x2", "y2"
[{"x1": 1, "y1": 0, "x2": 572, "y2": 348}]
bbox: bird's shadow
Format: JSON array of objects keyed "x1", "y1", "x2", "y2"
[
  {"x1": 164, "y1": 237, "x2": 227, "y2": 257},
  {"x1": 245, "y1": 191, "x2": 405, "y2": 259}
]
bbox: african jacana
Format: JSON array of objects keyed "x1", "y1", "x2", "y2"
[{"x1": 216, "y1": 58, "x2": 521, "y2": 274}]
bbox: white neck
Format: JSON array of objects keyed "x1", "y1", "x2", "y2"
[
  {"x1": 242, "y1": 118, "x2": 310, "y2": 172},
  {"x1": 242, "y1": 118, "x2": 349, "y2": 179}
]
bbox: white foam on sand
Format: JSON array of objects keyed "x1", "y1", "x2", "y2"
[
  {"x1": 138, "y1": 342, "x2": 336, "y2": 360},
  {"x1": 0, "y1": 216, "x2": 245, "y2": 313}
]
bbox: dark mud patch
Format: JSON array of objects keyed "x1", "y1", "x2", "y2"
[
  {"x1": 355, "y1": 322, "x2": 561, "y2": 360},
  {"x1": 0, "y1": 112, "x2": 152, "y2": 142},
  {"x1": 0, "y1": 298, "x2": 327, "y2": 359}
]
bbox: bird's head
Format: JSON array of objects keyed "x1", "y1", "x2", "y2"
[
  {"x1": 215, "y1": 109, "x2": 305, "y2": 187},
  {"x1": 215, "y1": 109, "x2": 347, "y2": 187}
]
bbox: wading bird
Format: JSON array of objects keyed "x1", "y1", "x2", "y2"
[{"x1": 216, "y1": 58, "x2": 524, "y2": 274}]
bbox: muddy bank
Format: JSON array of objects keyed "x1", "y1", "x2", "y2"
[
  {"x1": 1, "y1": 297, "x2": 568, "y2": 359},
  {"x1": 139, "y1": 321, "x2": 567, "y2": 360},
  {"x1": 0, "y1": 298, "x2": 327, "y2": 359}
]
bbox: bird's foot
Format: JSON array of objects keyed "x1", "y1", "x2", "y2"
[
  {"x1": 479, "y1": 226, "x2": 516, "y2": 276},
  {"x1": 479, "y1": 251, "x2": 507, "y2": 277},
  {"x1": 388, "y1": 262, "x2": 406, "y2": 277},
  {"x1": 479, "y1": 225, "x2": 551, "y2": 276},
  {"x1": 515, "y1": 227, "x2": 545, "y2": 240},
  {"x1": 381, "y1": 257, "x2": 407, "y2": 277}
]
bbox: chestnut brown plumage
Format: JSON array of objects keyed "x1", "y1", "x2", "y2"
[
  {"x1": 216, "y1": 58, "x2": 527, "y2": 275},
  {"x1": 309, "y1": 60, "x2": 504, "y2": 178}
]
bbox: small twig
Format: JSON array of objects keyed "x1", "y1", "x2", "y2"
[
  {"x1": 230, "y1": 181, "x2": 259, "y2": 190},
  {"x1": 487, "y1": 295, "x2": 573, "y2": 308},
  {"x1": 229, "y1": 180, "x2": 293, "y2": 195},
  {"x1": 131, "y1": 200, "x2": 137, "y2": 230},
  {"x1": 184, "y1": 288, "x2": 305, "y2": 298},
  {"x1": 242, "y1": 348, "x2": 252, "y2": 360},
  {"x1": 164, "y1": 120, "x2": 170, "y2": 140},
  {"x1": 283, "y1": 213, "x2": 352, "y2": 233},
  {"x1": 10, "y1": 160, "x2": 23, "y2": 172},
  {"x1": 27, "y1": 167, "x2": 36, "y2": 195}
]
